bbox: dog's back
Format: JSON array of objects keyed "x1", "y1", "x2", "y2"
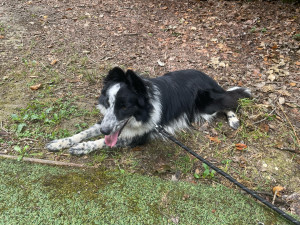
[{"x1": 150, "y1": 69, "x2": 251, "y2": 130}]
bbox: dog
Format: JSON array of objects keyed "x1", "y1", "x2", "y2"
[{"x1": 46, "y1": 67, "x2": 251, "y2": 155}]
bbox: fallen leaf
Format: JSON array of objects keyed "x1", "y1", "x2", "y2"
[
  {"x1": 278, "y1": 97, "x2": 285, "y2": 105},
  {"x1": 259, "y1": 123, "x2": 270, "y2": 133},
  {"x1": 235, "y1": 143, "x2": 247, "y2": 150},
  {"x1": 50, "y1": 59, "x2": 58, "y2": 65},
  {"x1": 290, "y1": 82, "x2": 296, "y2": 87},
  {"x1": 277, "y1": 90, "x2": 291, "y2": 96},
  {"x1": 273, "y1": 186, "x2": 285, "y2": 197},
  {"x1": 30, "y1": 84, "x2": 42, "y2": 90},
  {"x1": 295, "y1": 61, "x2": 300, "y2": 66},
  {"x1": 132, "y1": 146, "x2": 143, "y2": 151},
  {"x1": 267, "y1": 73, "x2": 276, "y2": 81},
  {"x1": 261, "y1": 85, "x2": 275, "y2": 93},
  {"x1": 65, "y1": 78, "x2": 80, "y2": 83},
  {"x1": 207, "y1": 136, "x2": 221, "y2": 143},
  {"x1": 157, "y1": 59, "x2": 165, "y2": 67},
  {"x1": 0, "y1": 35, "x2": 5, "y2": 39}
]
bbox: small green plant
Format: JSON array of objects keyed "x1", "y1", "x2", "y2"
[
  {"x1": 0, "y1": 23, "x2": 5, "y2": 34},
  {"x1": 9, "y1": 98, "x2": 94, "y2": 140},
  {"x1": 221, "y1": 159, "x2": 232, "y2": 172},
  {"x1": 75, "y1": 122, "x2": 89, "y2": 133},
  {"x1": 93, "y1": 153, "x2": 108, "y2": 164},
  {"x1": 293, "y1": 33, "x2": 300, "y2": 41},
  {"x1": 175, "y1": 155, "x2": 195, "y2": 174},
  {"x1": 250, "y1": 26, "x2": 256, "y2": 33},
  {"x1": 261, "y1": 27, "x2": 267, "y2": 33},
  {"x1": 265, "y1": 113, "x2": 276, "y2": 121},
  {"x1": 202, "y1": 163, "x2": 216, "y2": 178},
  {"x1": 237, "y1": 98, "x2": 254, "y2": 111},
  {"x1": 215, "y1": 122, "x2": 223, "y2": 132},
  {"x1": 14, "y1": 145, "x2": 29, "y2": 161}
]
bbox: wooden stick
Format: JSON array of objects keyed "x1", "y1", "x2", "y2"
[
  {"x1": 0, "y1": 153, "x2": 88, "y2": 168},
  {"x1": 275, "y1": 147, "x2": 300, "y2": 155}
]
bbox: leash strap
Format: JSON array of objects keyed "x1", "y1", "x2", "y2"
[{"x1": 155, "y1": 125, "x2": 300, "y2": 225}]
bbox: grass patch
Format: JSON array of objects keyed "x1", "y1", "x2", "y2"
[
  {"x1": 236, "y1": 98, "x2": 270, "y2": 142},
  {"x1": 0, "y1": 158, "x2": 293, "y2": 224},
  {"x1": 9, "y1": 98, "x2": 97, "y2": 140}
]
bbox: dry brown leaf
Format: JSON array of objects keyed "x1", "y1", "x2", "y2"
[
  {"x1": 259, "y1": 123, "x2": 269, "y2": 133},
  {"x1": 66, "y1": 78, "x2": 80, "y2": 83},
  {"x1": 50, "y1": 59, "x2": 58, "y2": 65},
  {"x1": 272, "y1": 186, "x2": 285, "y2": 197},
  {"x1": 0, "y1": 35, "x2": 5, "y2": 39},
  {"x1": 30, "y1": 84, "x2": 42, "y2": 90},
  {"x1": 277, "y1": 90, "x2": 291, "y2": 96},
  {"x1": 235, "y1": 143, "x2": 247, "y2": 151},
  {"x1": 290, "y1": 82, "x2": 296, "y2": 87},
  {"x1": 132, "y1": 146, "x2": 143, "y2": 151},
  {"x1": 207, "y1": 136, "x2": 221, "y2": 143},
  {"x1": 295, "y1": 61, "x2": 300, "y2": 66},
  {"x1": 262, "y1": 85, "x2": 274, "y2": 93}
]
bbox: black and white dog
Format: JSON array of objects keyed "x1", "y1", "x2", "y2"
[{"x1": 46, "y1": 67, "x2": 251, "y2": 155}]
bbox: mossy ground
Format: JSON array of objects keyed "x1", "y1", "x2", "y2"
[{"x1": 0, "y1": 158, "x2": 293, "y2": 225}]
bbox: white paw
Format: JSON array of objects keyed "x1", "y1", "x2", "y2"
[
  {"x1": 46, "y1": 138, "x2": 75, "y2": 152},
  {"x1": 229, "y1": 120, "x2": 240, "y2": 130},
  {"x1": 69, "y1": 139, "x2": 105, "y2": 155}
]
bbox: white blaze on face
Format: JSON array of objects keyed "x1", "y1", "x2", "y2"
[
  {"x1": 100, "y1": 83, "x2": 121, "y2": 130},
  {"x1": 99, "y1": 84, "x2": 123, "y2": 147}
]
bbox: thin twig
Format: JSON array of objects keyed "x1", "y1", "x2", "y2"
[
  {"x1": 277, "y1": 103, "x2": 300, "y2": 146},
  {"x1": 272, "y1": 190, "x2": 278, "y2": 205},
  {"x1": 275, "y1": 147, "x2": 300, "y2": 155},
  {"x1": 0, "y1": 154, "x2": 89, "y2": 168},
  {"x1": 1, "y1": 121, "x2": 9, "y2": 133},
  {"x1": 253, "y1": 191, "x2": 287, "y2": 204},
  {"x1": 253, "y1": 108, "x2": 276, "y2": 125}
]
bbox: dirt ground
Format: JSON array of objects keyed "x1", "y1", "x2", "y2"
[{"x1": 0, "y1": 0, "x2": 299, "y2": 218}]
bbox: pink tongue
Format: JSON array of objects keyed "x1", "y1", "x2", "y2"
[{"x1": 104, "y1": 130, "x2": 120, "y2": 148}]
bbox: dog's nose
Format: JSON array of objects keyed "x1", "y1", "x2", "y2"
[{"x1": 100, "y1": 127, "x2": 111, "y2": 135}]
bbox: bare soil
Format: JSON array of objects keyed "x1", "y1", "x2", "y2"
[{"x1": 0, "y1": 0, "x2": 299, "y2": 217}]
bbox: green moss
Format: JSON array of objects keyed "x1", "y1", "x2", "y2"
[
  {"x1": 42, "y1": 169, "x2": 115, "y2": 200},
  {"x1": 0, "y1": 158, "x2": 296, "y2": 224}
]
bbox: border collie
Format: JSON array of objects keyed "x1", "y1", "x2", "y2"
[{"x1": 46, "y1": 67, "x2": 251, "y2": 155}]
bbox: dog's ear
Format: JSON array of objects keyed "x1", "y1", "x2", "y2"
[
  {"x1": 104, "y1": 67, "x2": 127, "y2": 83},
  {"x1": 126, "y1": 69, "x2": 147, "y2": 96}
]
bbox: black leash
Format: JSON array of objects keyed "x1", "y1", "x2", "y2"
[{"x1": 155, "y1": 125, "x2": 300, "y2": 225}]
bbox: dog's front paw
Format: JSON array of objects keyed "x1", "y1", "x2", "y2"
[
  {"x1": 69, "y1": 139, "x2": 105, "y2": 156},
  {"x1": 69, "y1": 143, "x2": 90, "y2": 156},
  {"x1": 229, "y1": 120, "x2": 240, "y2": 130},
  {"x1": 46, "y1": 138, "x2": 75, "y2": 152}
]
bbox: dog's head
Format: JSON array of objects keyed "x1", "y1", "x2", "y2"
[{"x1": 97, "y1": 67, "x2": 150, "y2": 147}]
